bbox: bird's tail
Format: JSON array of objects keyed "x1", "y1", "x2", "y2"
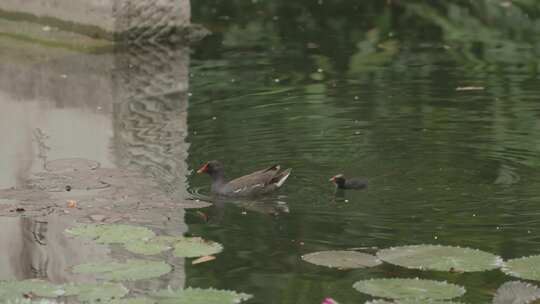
[{"x1": 275, "y1": 168, "x2": 292, "y2": 187}]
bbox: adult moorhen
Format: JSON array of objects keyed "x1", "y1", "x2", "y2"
[
  {"x1": 329, "y1": 174, "x2": 368, "y2": 190},
  {"x1": 197, "y1": 160, "x2": 292, "y2": 197}
]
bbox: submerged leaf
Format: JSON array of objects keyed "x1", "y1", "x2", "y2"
[
  {"x1": 353, "y1": 278, "x2": 466, "y2": 300},
  {"x1": 63, "y1": 282, "x2": 128, "y2": 302},
  {"x1": 503, "y1": 255, "x2": 540, "y2": 281},
  {"x1": 72, "y1": 259, "x2": 171, "y2": 281},
  {"x1": 124, "y1": 236, "x2": 179, "y2": 255},
  {"x1": 377, "y1": 245, "x2": 502, "y2": 272},
  {"x1": 65, "y1": 224, "x2": 156, "y2": 244},
  {"x1": 493, "y1": 281, "x2": 540, "y2": 304},
  {"x1": 173, "y1": 237, "x2": 223, "y2": 258},
  {"x1": 302, "y1": 250, "x2": 381, "y2": 269},
  {"x1": 152, "y1": 287, "x2": 252, "y2": 304}
]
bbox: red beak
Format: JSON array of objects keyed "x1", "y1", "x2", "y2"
[{"x1": 197, "y1": 163, "x2": 209, "y2": 174}]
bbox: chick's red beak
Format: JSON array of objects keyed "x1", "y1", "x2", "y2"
[{"x1": 197, "y1": 163, "x2": 209, "y2": 174}]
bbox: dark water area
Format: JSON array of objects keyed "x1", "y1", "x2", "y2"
[
  {"x1": 0, "y1": 0, "x2": 539, "y2": 303},
  {"x1": 185, "y1": 1, "x2": 540, "y2": 303}
]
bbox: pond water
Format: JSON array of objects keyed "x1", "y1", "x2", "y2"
[{"x1": 0, "y1": 1, "x2": 539, "y2": 303}]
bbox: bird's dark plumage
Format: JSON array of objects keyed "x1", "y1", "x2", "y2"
[
  {"x1": 330, "y1": 174, "x2": 368, "y2": 190},
  {"x1": 197, "y1": 160, "x2": 292, "y2": 197}
]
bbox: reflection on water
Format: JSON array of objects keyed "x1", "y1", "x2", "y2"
[
  {"x1": 0, "y1": 23, "x2": 192, "y2": 296},
  {"x1": 0, "y1": 216, "x2": 109, "y2": 283}
]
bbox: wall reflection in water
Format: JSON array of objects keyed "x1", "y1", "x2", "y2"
[
  {"x1": 0, "y1": 216, "x2": 110, "y2": 282},
  {"x1": 0, "y1": 35, "x2": 191, "y2": 287}
]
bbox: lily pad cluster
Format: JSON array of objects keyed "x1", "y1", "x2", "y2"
[
  {"x1": 302, "y1": 244, "x2": 533, "y2": 303},
  {"x1": 65, "y1": 223, "x2": 223, "y2": 258},
  {"x1": 0, "y1": 280, "x2": 252, "y2": 304}
]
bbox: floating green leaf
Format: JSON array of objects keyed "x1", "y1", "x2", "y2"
[
  {"x1": 152, "y1": 287, "x2": 252, "y2": 304},
  {"x1": 0, "y1": 279, "x2": 64, "y2": 301},
  {"x1": 503, "y1": 255, "x2": 540, "y2": 282},
  {"x1": 63, "y1": 282, "x2": 128, "y2": 302},
  {"x1": 65, "y1": 224, "x2": 156, "y2": 244},
  {"x1": 301, "y1": 250, "x2": 381, "y2": 269},
  {"x1": 173, "y1": 237, "x2": 223, "y2": 258},
  {"x1": 377, "y1": 245, "x2": 502, "y2": 272},
  {"x1": 353, "y1": 278, "x2": 466, "y2": 300},
  {"x1": 72, "y1": 259, "x2": 171, "y2": 281},
  {"x1": 493, "y1": 281, "x2": 540, "y2": 304},
  {"x1": 124, "y1": 236, "x2": 179, "y2": 255}
]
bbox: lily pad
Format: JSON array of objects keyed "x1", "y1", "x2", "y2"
[
  {"x1": 65, "y1": 224, "x2": 156, "y2": 244},
  {"x1": 72, "y1": 259, "x2": 171, "y2": 281},
  {"x1": 173, "y1": 237, "x2": 223, "y2": 258},
  {"x1": 152, "y1": 287, "x2": 252, "y2": 304},
  {"x1": 503, "y1": 255, "x2": 540, "y2": 282},
  {"x1": 63, "y1": 282, "x2": 128, "y2": 302},
  {"x1": 45, "y1": 158, "x2": 100, "y2": 172},
  {"x1": 353, "y1": 278, "x2": 466, "y2": 300},
  {"x1": 0, "y1": 279, "x2": 64, "y2": 301},
  {"x1": 301, "y1": 250, "x2": 381, "y2": 269},
  {"x1": 377, "y1": 245, "x2": 502, "y2": 272},
  {"x1": 125, "y1": 236, "x2": 179, "y2": 255},
  {"x1": 493, "y1": 281, "x2": 540, "y2": 304}
]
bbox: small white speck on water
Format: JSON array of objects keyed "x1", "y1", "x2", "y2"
[
  {"x1": 212, "y1": 116, "x2": 217, "y2": 120},
  {"x1": 317, "y1": 68, "x2": 324, "y2": 73},
  {"x1": 188, "y1": 92, "x2": 193, "y2": 97},
  {"x1": 231, "y1": 78, "x2": 236, "y2": 83},
  {"x1": 528, "y1": 230, "x2": 532, "y2": 234},
  {"x1": 60, "y1": 74, "x2": 67, "y2": 79},
  {"x1": 344, "y1": 200, "x2": 349, "y2": 203},
  {"x1": 97, "y1": 106, "x2": 102, "y2": 111},
  {"x1": 274, "y1": 78, "x2": 280, "y2": 83},
  {"x1": 241, "y1": 211, "x2": 247, "y2": 215},
  {"x1": 272, "y1": 16, "x2": 279, "y2": 21},
  {"x1": 434, "y1": 235, "x2": 438, "y2": 240},
  {"x1": 354, "y1": 131, "x2": 361, "y2": 135},
  {"x1": 42, "y1": 26, "x2": 51, "y2": 32},
  {"x1": 354, "y1": 96, "x2": 359, "y2": 100},
  {"x1": 473, "y1": 214, "x2": 476, "y2": 217},
  {"x1": 496, "y1": 226, "x2": 500, "y2": 230},
  {"x1": 193, "y1": 131, "x2": 197, "y2": 135}
]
